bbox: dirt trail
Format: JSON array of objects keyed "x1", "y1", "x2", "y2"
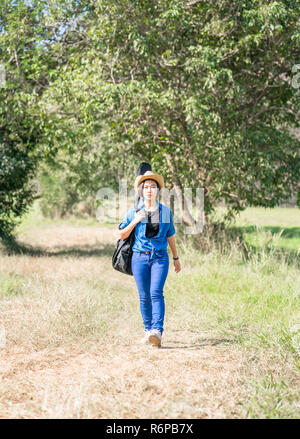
[{"x1": 0, "y1": 331, "x2": 247, "y2": 418}]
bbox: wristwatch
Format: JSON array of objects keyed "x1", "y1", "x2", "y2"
[{"x1": 173, "y1": 256, "x2": 179, "y2": 260}]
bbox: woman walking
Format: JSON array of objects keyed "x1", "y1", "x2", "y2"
[{"x1": 118, "y1": 170, "x2": 181, "y2": 347}]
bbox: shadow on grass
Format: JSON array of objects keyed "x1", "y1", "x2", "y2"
[
  {"x1": 1, "y1": 224, "x2": 299, "y2": 268},
  {"x1": 161, "y1": 338, "x2": 239, "y2": 350},
  {"x1": 0, "y1": 233, "x2": 115, "y2": 258}
]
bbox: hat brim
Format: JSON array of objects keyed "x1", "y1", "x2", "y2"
[{"x1": 134, "y1": 174, "x2": 164, "y2": 193}]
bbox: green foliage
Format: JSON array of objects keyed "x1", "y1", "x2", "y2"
[
  {"x1": 38, "y1": 168, "x2": 76, "y2": 218},
  {"x1": 1, "y1": 0, "x2": 299, "y2": 233},
  {"x1": 0, "y1": 1, "x2": 49, "y2": 235},
  {"x1": 0, "y1": 0, "x2": 97, "y2": 236},
  {"x1": 38, "y1": 163, "x2": 98, "y2": 218},
  {"x1": 40, "y1": 0, "x2": 299, "y2": 222}
]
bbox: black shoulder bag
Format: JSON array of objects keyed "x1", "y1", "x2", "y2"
[{"x1": 112, "y1": 209, "x2": 137, "y2": 276}]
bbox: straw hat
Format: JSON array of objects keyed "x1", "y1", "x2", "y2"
[{"x1": 134, "y1": 171, "x2": 164, "y2": 193}]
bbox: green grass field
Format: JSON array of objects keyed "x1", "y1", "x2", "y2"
[{"x1": 0, "y1": 203, "x2": 299, "y2": 418}]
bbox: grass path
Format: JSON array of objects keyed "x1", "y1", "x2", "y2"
[{"x1": 0, "y1": 215, "x2": 299, "y2": 418}]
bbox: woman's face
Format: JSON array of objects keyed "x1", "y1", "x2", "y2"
[{"x1": 143, "y1": 179, "x2": 158, "y2": 201}]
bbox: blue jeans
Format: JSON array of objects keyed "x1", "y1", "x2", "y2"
[{"x1": 131, "y1": 251, "x2": 169, "y2": 334}]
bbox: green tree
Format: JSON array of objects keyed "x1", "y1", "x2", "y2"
[
  {"x1": 41, "y1": 0, "x2": 299, "y2": 225},
  {"x1": 0, "y1": 0, "x2": 96, "y2": 237}
]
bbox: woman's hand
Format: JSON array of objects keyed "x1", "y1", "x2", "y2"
[
  {"x1": 174, "y1": 259, "x2": 181, "y2": 273},
  {"x1": 117, "y1": 209, "x2": 147, "y2": 240},
  {"x1": 133, "y1": 209, "x2": 146, "y2": 224}
]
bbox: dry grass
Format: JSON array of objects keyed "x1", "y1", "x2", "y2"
[
  {"x1": 0, "y1": 335, "x2": 249, "y2": 418},
  {"x1": 0, "y1": 219, "x2": 299, "y2": 418}
]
